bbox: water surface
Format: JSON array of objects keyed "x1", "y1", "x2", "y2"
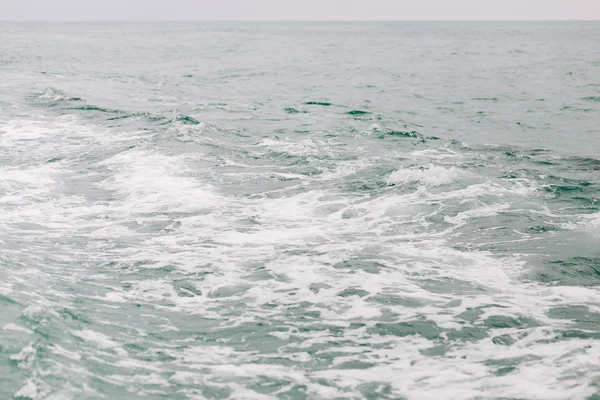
[{"x1": 1, "y1": 22, "x2": 600, "y2": 400}]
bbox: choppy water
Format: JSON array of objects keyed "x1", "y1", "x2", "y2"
[{"x1": 1, "y1": 22, "x2": 600, "y2": 400}]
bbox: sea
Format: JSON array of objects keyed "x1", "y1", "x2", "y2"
[{"x1": 1, "y1": 21, "x2": 599, "y2": 400}]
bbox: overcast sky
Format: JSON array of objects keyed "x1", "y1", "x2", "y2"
[{"x1": 1, "y1": 0, "x2": 599, "y2": 21}]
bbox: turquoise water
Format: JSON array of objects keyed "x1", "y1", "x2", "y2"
[{"x1": 1, "y1": 22, "x2": 600, "y2": 399}]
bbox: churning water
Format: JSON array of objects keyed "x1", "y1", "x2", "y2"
[{"x1": 1, "y1": 22, "x2": 600, "y2": 399}]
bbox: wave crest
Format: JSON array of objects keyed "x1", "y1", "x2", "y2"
[{"x1": 386, "y1": 165, "x2": 463, "y2": 186}]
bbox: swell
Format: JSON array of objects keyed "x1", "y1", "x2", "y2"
[{"x1": 30, "y1": 88, "x2": 205, "y2": 130}]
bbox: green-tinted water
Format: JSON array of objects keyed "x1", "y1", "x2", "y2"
[{"x1": 1, "y1": 22, "x2": 599, "y2": 399}]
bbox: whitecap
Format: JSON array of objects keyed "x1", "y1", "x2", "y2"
[{"x1": 387, "y1": 165, "x2": 464, "y2": 186}]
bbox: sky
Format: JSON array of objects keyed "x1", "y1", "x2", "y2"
[{"x1": 0, "y1": 0, "x2": 599, "y2": 21}]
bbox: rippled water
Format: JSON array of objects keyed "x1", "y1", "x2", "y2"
[{"x1": 1, "y1": 22, "x2": 600, "y2": 400}]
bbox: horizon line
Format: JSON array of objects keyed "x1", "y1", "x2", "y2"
[{"x1": 1, "y1": 19, "x2": 600, "y2": 23}]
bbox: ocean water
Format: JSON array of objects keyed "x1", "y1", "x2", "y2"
[{"x1": 1, "y1": 21, "x2": 600, "y2": 400}]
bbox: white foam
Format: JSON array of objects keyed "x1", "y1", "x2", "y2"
[
  {"x1": 445, "y1": 203, "x2": 511, "y2": 225},
  {"x1": 48, "y1": 345, "x2": 82, "y2": 361},
  {"x1": 99, "y1": 150, "x2": 221, "y2": 214},
  {"x1": 2, "y1": 105, "x2": 599, "y2": 399},
  {"x1": 14, "y1": 380, "x2": 38, "y2": 400},
  {"x1": 38, "y1": 88, "x2": 67, "y2": 102},
  {"x1": 10, "y1": 344, "x2": 36, "y2": 363},
  {"x1": 3, "y1": 323, "x2": 33, "y2": 334},
  {"x1": 582, "y1": 212, "x2": 600, "y2": 234},
  {"x1": 72, "y1": 330, "x2": 126, "y2": 356},
  {"x1": 257, "y1": 137, "x2": 337, "y2": 157},
  {"x1": 387, "y1": 165, "x2": 464, "y2": 186}
]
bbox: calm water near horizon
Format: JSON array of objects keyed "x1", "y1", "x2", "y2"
[{"x1": 1, "y1": 21, "x2": 600, "y2": 399}]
